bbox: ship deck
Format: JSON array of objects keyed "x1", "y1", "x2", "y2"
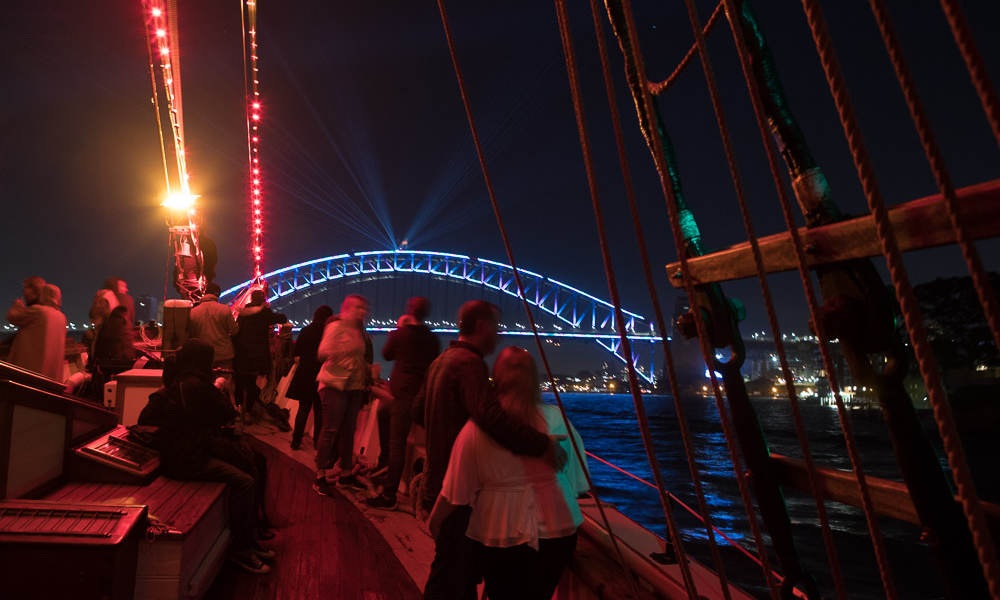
[
  {"x1": 206, "y1": 429, "x2": 423, "y2": 599},
  {"x1": 208, "y1": 420, "x2": 757, "y2": 600}
]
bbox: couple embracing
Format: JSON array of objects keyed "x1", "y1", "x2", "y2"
[{"x1": 416, "y1": 300, "x2": 591, "y2": 600}]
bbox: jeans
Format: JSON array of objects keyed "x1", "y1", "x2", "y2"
[
  {"x1": 376, "y1": 400, "x2": 391, "y2": 470},
  {"x1": 291, "y1": 389, "x2": 322, "y2": 446},
  {"x1": 380, "y1": 393, "x2": 413, "y2": 499},
  {"x1": 315, "y1": 388, "x2": 364, "y2": 472},
  {"x1": 423, "y1": 506, "x2": 480, "y2": 600},
  {"x1": 480, "y1": 532, "x2": 578, "y2": 600},
  {"x1": 188, "y1": 457, "x2": 257, "y2": 551},
  {"x1": 206, "y1": 436, "x2": 269, "y2": 528}
]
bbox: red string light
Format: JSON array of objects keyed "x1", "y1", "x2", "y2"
[
  {"x1": 146, "y1": 0, "x2": 190, "y2": 197},
  {"x1": 242, "y1": 0, "x2": 264, "y2": 281}
]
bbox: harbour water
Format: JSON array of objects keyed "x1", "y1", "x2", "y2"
[{"x1": 555, "y1": 392, "x2": 952, "y2": 599}]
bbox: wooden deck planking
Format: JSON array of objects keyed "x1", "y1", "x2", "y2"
[
  {"x1": 273, "y1": 466, "x2": 308, "y2": 600},
  {"x1": 207, "y1": 437, "x2": 421, "y2": 600},
  {"x1": 251, "y1": 424, "x2": 437, "y2": 589},
  {"x1": 298, "y1": 471, "x2": 322, "y2": 600}
]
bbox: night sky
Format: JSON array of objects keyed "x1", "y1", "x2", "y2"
[{"x1": 3, "y1": 0, "x2": 999, "y2": 338}]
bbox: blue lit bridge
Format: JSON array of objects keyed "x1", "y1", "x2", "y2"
[{"x1": 220, "y1": 250, "x2": 664, "y2": 382}]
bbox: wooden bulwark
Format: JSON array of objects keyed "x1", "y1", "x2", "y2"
[
  {"x1": 769, "y1": 454, "x2": 1000, "y2": 540},
  {"x1": 666, "y1": 179, "x2": 1000, "y2": 287}
]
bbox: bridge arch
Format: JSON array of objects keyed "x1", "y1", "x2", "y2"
[{"x1": 220, "y1": 250, "x2": 662, "y2": 381}]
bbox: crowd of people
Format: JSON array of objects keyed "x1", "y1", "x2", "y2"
[
  {"x1": 288, "y1": 294, "x2": 590, "y2": 599},
  {"x1": 3, "y1": 275, "x2": 140, "y2": 388},
  {"x1": 4, "y1": 277, "x2": 593, "y2": 595}
]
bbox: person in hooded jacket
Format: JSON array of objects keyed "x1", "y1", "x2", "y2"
[
  {"x1": 138, "y1": 338, "x2": 274, "y2": 574},
  {"x1": 233, "y1": 290, "x2": 287, "y2": 420}
]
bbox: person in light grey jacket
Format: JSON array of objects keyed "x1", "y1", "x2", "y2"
[
  {"x1": 188, "y1": 283, "x2": 237, "y2": 368},
  {"x1": 313, "y1": 294, "x2": 371, "y2": 494}
]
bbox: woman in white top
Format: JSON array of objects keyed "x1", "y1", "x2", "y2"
[{"x1": 430, "y1": 347, "x2": 590, "y2": 600}]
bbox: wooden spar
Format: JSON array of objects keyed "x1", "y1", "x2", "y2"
[
  {"x1": 666, "y1": 179, "x2": 1000, "y2": 287},
  {"x1": 770, "y1": 454, "x2": 1000, "y2": 540}
]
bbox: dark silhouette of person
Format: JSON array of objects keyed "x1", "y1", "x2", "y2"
[
  {"x1": 287, "y1": 305, "x2": 334, "y2": 450},
  {"x1": 233, "y1": 290, "x2": 287, "y2": 420},
  {"x1": 365, "y1": 297, "x2": 439, "y2": 510}
]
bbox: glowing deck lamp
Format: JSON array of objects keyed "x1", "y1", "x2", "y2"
[{"x1": 162, "y1": 191, "x2": 199, "y2": 211}]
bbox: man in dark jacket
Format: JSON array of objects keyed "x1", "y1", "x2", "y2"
[
  {"x1": 287, "y1": 305, "x2": 334, "y2": 449},
  {"x1": 416, "y1": 300, "x2": 566, "y2": 600},
  {"x1": 365, "y1": 297, "x2": 439, "y2": 510},
  {"x1": 234, "y1": 290, "x2": 287, "y2": 420}
]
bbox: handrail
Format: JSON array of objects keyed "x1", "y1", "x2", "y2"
[
  {"x1": 585, "y1": 450, "x2": 785, "y2": 584},
  {"x1": 588, "y1": 447, "x2": 1000, "y2": 591},
  {"x1": 769, "y1": 454, "x2": 1000, "y2": 538}
]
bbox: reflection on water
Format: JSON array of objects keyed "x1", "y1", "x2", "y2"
[{"x1": 552, "y1": 392, "x2": 951, "y2": 599}]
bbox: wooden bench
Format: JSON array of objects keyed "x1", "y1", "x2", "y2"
[
  {"x1": 44, "y1": 477, "x2": 230, "y2": 600},
  {"x1": 0, "y1": 370, "x2": 232, "y2": 599}
]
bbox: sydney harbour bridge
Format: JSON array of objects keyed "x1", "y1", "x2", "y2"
[{"x1": 219, "y1": 250, "x2": 664, "y2": 382}]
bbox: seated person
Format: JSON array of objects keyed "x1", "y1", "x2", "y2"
[
  {"x1": 430, "y1": 347, "x2": 590, "y2": 600},
  {"x1": 138, "y1": 338, "x2": 275, "y2": 574}
]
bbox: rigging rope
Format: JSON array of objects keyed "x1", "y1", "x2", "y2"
[
  {"x1": 241, "y1": 0, "x2": 265, "y2": 281},
  {"x1": 720, "y1": 2, "x2": 900, "y2": 597},
  {"x1": 434, "y1": 1, "x2": 642, "y2": 597},
  {"x1": 552, "y1": 1, "x2": 697, "y2": 596},
  {"x1": 866, "y1": 0, "x2": 1000, "y2": 361},
  {"x1": 166, "y1": 0, "x2": 185, "y2": 166},
  {"x1": 679, "y1": 1, "x2": 844, "y2": 597},
  {"x1": 143, "y1": 0, "x2": 204, "y2": 301},
  {"x1": 142, "y1": 5, "x2": 172, "y2": 196},
  {"x1": 584, "y1": 450, "x2": 786, "y2": 583},
  {"x1": 585, "y1": 0, "x2": 736, "y2": 596},
  {"x1": 603, "y1": 1, "x2": 783, "y2": 597},
  {"x1": 647, "y1": 1, "x2": 725, "y2": 97},
  {"x1": 937, "y1": 0, "x2": 1000, "y2": 151},
  {"x1": 146, "y1": 0, "x2": 189, "y2": 191},
  {"x1": 798, "y1": 0, "x2": 1000, "y2": 596}
]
